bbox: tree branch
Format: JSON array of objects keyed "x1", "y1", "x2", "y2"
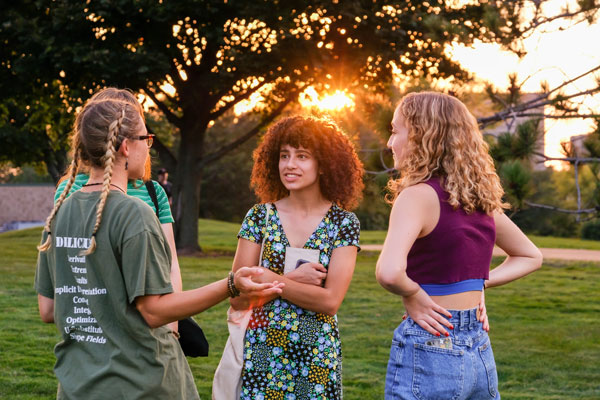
[
  {"x1": 542, "y1": 64, "x2": 600, "y2": 98},
  {"x1": 146, "y1": 127, "x2": 178, "y2": 171},
  {"x1": 519, "y1": 4, "x2": 600, "y2": 37},
  {"x1": 532, "y1": 152, "x2": 600, "y2": 164},
  {"x1": 199, "y1": 92, "x2": 298, "y2": 168},
  {"x1": 524, "y1": 200, "x2": 599, "y2": 214},
  {"x1": 478, "y1": 87, "x2": 600, "y2": 127},
  {"x1": 210, "y1": 80, "x2": 269, "y2": 121},
  {"x1": 499, "y1": 113, "x2": 600, "y2": 120},
  {"x1": 478, "y1": 64, "x2": 600, "y2": 128},
  {"x1": 143, "y1": 87, "x2": 183, "y2": 127}
]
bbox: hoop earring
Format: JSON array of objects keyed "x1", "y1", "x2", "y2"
[{"x1": 125, "y1": 157, "x2": 128, "y2": 171}]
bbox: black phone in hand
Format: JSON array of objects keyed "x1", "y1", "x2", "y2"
[{"x1": 295, "y1": 259, "x2": 310, "y2": 269}]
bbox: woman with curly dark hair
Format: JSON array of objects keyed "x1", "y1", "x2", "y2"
[{"x1": 227, "y1": 115, "x2": 363, "y2": 399}]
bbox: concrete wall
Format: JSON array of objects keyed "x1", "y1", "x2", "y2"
[{"x1": 0, "y1": 185, "x2": 55, "y2": 227}]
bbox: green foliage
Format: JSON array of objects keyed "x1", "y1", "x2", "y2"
[
  {"x1": 0, "y1": 163, "x2": 53, "y2": 184},
  {"x1": 581, "y1": 219, "x2": 600, "y2": 240},
  {"x1": 2, "y1": 226, "x2": 599, "y2": 399},
  {"x1": 511, "y1": 169, "x2": 580, "y2": 237},
  {"x1": 489, "y1": 120, "x2": 541, "y2": 164},
  {"x1": 198, "y1": 123, "x2": 258, "y2": 223},
  {"x1": 513, "y1": 208, "x2": 579, "y2": 237},
  {"x1": 582, "y1": 120, "x2": 600, "y2": 202},
  {"x1": 354, "y1": 174, "x2": 391, "y2": 230},
  {"x1": 514, "y1": 119, "x2": 542, "y2": 159},
  {"x1": 499, "y1": 160, "x2": 533, "y2": 209},
  {"x1": 2, "y1": 0, "x2": 561, "y2": 250},
  {"x1": 0, "y1": 82, "x2": 72, "y2": 183}
]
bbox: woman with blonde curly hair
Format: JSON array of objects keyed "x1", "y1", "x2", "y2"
[
  {"x1": 228, "y1": 115, "x2": 363, "y2": 399},
  {"x1": 376, "y1": 92, "x2": 542, "y2": 399},
  {"x1": 35, "y1": 88, "x2": 283, "y2": 400}
]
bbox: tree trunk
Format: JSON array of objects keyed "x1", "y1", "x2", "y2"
[
  {"x1": 43, "y1": 148, "x2": 68, "y2": 185},
  {"x1": 173, "y1": 129, "x2": 203, "y2": 254}
]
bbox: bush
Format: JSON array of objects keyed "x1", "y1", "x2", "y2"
[
  {"x1": 581, "y1": 219, "x2": 600, "y2": 240},
  {"x1": 354, "y1": 174, "x2": 391, "y2": 230}
]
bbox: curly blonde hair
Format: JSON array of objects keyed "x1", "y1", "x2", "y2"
[
  {"x1": 387, "y1": 92, "x2": 509, "y2": 214},
  {"x1": 251, "y1": 116, "x2": 364, "y2": 210}
]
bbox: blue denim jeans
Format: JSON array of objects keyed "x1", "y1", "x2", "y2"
[{"x1": 385, "y1": 308, "x2": 500, "y2": 400}]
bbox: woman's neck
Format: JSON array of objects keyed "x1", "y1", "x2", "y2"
[
  {"x1": 84, "y1": 167, "x2": 128, "y2": 192},
  {"x1": 278, "y1": 188, "x2": 330, "y2": 216}
]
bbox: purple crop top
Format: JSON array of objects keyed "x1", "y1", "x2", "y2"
[{"x1": 406, "y1": 177, "x2": 496, "y2": 295}]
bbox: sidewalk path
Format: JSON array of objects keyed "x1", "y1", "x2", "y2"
[{"x1": 361, "y1": 244, "x2": 600, "y2": 262}]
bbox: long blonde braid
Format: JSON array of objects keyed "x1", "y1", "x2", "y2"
[
  {"x1": 37, "y1": 151, "x2": 80, "y2": 251},
  {"x1": 81, "y1": 108, "x2": 124, "y2": 256}
]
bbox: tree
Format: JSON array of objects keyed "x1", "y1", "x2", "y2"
[
  {"x1": 2, "y1": 0, "x2": 599, "y2": 251},
  {"x1": 481, "y1": 65, "x2": 600, "y2": 223},
  {"x1": 0, "y1": 90, "x2": 72, "y2": 183}
]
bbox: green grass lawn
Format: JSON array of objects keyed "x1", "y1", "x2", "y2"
[{"x1": 1, "y1": 226, "x2": 599, "y2": 399}]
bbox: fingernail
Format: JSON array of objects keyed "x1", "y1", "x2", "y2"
[
  {"x1": 449, "y1": 325, "x2": 454, "y2": 329},
  {"x1": 435, "y1": 332, "x2": 441, "y2": 337}
]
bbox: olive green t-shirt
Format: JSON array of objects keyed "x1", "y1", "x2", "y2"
[{"x1": 35, "y1": 190, "x2": 199, "y2": 400}]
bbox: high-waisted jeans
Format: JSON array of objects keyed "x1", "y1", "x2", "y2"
[{"x1": 385, "y1": 308, "x2": 500, "y2": 400}]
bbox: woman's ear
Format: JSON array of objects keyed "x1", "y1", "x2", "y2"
[{"x1": 118, "y1": 137, "x2": 130, "y2": 158}]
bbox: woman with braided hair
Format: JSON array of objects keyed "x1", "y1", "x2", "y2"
[
  {"x1": 53, "y1": 88, "x2": 183, "y2": 335},
  {"x1": 35, "y1": 88, "x2": 283, "y2": 400}
]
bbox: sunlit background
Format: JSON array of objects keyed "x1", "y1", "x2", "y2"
[
  {"x1": 448, "y1": 0, "x2": 600, "y2": 168},
  {"x1": 140, "y1": 0, "x2": 600, "y2": 170}
]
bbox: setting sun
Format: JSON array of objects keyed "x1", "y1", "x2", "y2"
[{"x1": 299, "y1": 86, "x2": 355, "y2": 112}]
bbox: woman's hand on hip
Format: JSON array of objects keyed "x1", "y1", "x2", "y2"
[
  {"x1": 478, "y1": 289, "x2": 489, "y2": 332},
  {"x1": 402, "y1": 288, "x2": 453, "y2": 336}
]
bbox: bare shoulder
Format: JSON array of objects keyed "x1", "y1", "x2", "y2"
[
  {"x1": 492, "y1": 210, "x2": 512, "y2": 227},
  {"x1": 395, "y1": 183, "x2": 438, "y2": 208}
]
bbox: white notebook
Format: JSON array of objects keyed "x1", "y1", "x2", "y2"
[{"x1": 283, "y1": 247, "x2": 320, "y2": 275}]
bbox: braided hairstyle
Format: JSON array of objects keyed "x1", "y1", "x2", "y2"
[{"x1": 38, "y1": 89, "x2": 145, "y2": 254}]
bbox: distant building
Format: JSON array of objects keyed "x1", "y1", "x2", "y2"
[{"x1": 569, "y1": 134, "x2": 589, "y2": 157}]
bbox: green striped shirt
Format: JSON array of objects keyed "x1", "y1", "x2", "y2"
[{"x1": 54, "y1": 174, "x2": 174, "y2": 224}]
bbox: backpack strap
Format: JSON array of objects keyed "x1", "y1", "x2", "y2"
[{"x1": 145, "y1": 180, "x2": 161, "y2": 219}]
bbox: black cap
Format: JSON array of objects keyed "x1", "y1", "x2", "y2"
[{"x1": 158, "y1": 168, "x2": 167, "y2": 174}]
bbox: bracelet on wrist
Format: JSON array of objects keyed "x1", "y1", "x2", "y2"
[{"x1": 227, "y1": 271, "x2": 240, "y2": 298}]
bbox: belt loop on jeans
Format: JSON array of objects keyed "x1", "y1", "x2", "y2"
[
  {"x1": 459, "y1": 309, "x2": 467, "y2": 331},
  {"x1": 469, "y1": 308, "x2": 476, "y2": 330}
]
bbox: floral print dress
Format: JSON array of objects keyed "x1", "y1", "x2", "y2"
[{"x1": 238, "y1": 203, "x2": 360, "y2": 400}]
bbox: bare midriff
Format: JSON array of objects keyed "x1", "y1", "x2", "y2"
[{"x1": 430, "y1": 290, "x2": 482, "y2": 311}]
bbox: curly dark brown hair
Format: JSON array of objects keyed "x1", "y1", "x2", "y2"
[{"x1": 251, "y1": 115, "x2": 364, "y2": 210}]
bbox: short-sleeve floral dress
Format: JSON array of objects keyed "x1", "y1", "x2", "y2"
[{"x1": 237, "y1": 203, "x2": 360, "y2": 400}]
